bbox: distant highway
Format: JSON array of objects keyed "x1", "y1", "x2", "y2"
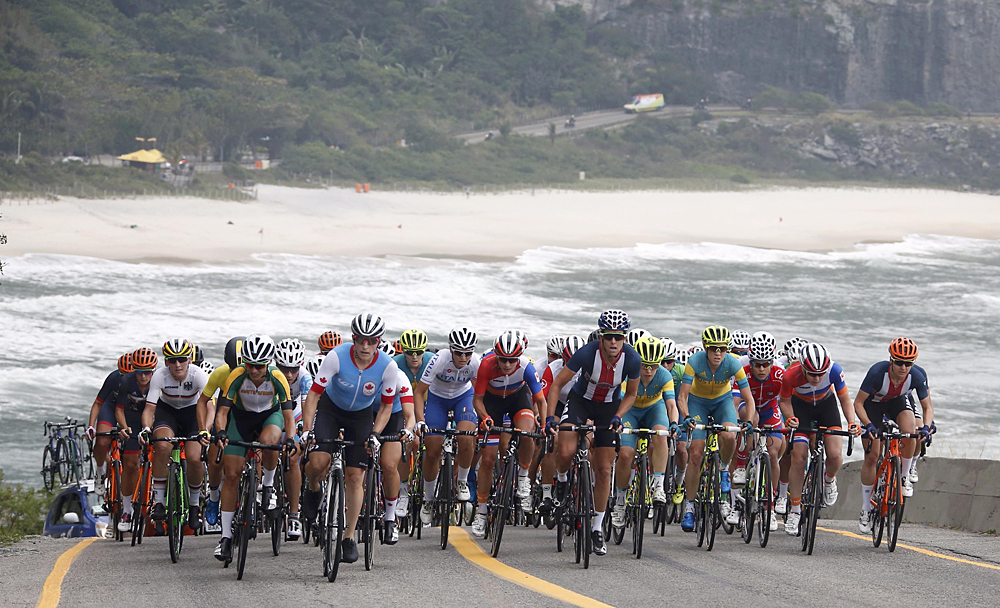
[{"x1": 457, "y1": 105, "x2": 739, "y2": 144}]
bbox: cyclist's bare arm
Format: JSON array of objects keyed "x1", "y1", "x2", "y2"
[
  {"x1": 546, "y1": 366, "x2": 575, "y2": 420},
  {"x1": 614, "y1": 378, "x2": 640, "y2": 419},
  {"x1": 677, "y1": 383, "x2": 691, "y2": 419},
  {"x1": 852, "y1": 389, "x2": 872, "y2": 425}
]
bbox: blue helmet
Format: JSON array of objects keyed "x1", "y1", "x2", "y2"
[{"x1": 597, "y1": 309, "x2": 630, "y2": 332}]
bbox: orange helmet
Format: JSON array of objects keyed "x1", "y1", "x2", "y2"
[
  {"x1": 393, "y1": 340, "x2": 402, "y2": 354},
  {"x1": 318, "y1": 331, "x2": 342, "y2": 354},
  {"x1": 888, "y1": 337, "x2": 918, "y2": 362},
  {"x1": 117, "y1": 352, "x2": 134, "y2": 374},
  {"x1": 132, "y1": 347, "x2": 158, "y2": 371}
]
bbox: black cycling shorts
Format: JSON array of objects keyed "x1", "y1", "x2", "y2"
[
  {"x1": 118, "y1": 406, "x2": 143, "y2": 453},
  {"x1": 863, "y1": 395, "x2": 910, "y2": 432},
  {"x1": 381, "y1": 411, "x2": 404, "y2": 436},
  {"x1": 791, "y1": 393, "x2": 842, "y2": 443},
  {"x1": 152, "y1": 402, "x2": 199, "y2": 438},
  {"x1": 562, "y1": 392, "x2": 618, "y2": 449},
  {"x1": 312, "y1": 392, "x2": 373, "y2": 469},
  {"x1": 484, "y1": 386, "x2": 536, "y2": 440}
]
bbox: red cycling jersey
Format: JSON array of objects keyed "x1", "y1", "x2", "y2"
[{"x1": 743, "y1": 364, "x2": 784, "y2": 410}]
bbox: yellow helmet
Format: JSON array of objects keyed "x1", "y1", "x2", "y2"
[
  {"x1": 701, "y1": 326, "x2": 731, "y2": 348},
  {"x1": 635, "y1": 336, "x2": 666, "y2": 366},
  {"x1": 399, "y1": 329, "x2": 428, "y2": 352}
]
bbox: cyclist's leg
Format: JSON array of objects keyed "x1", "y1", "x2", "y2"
[
  {"x1": 643, "y1": 402, "x2": 670, "y2": 494},
  {"x1": 816, "y1": 395, "x2": 845, "y2": 477},
  {"x1": 420, "y1": 393, "x2": 448, "y2": 503},
  {"x1": 761, "y1": 405, "x2": 785, "y2": 495},
  {"x1": 151, "y1": 404, "x2": 179, "y2": 510},
  {"x1": 859, "y1": 397, "x2": 888, "y2": 508},
  {"x1": 93, "y1": 400, "x2": 117, "y2": 476},
  {"x1": 258, "y1": 413, "x2": 284, "y2": 505},
  {"x1": 220, "y1": 415, "x2": 252, "y2": 542},
  {"x1": 587, "y1": 401, "x2": 618, "y2": 534},
  {"x1": 684, "y1": 396, "x2": 711, "y2": 501},
  {"x1": 380, "y1": 413, "x2": 403, "y2": 521},
  {"x1": 787, "y1": 397, "x2": 814, "y2": 519},
  {"x1": 615, "y1": 408, "x2": 641, "y2": 506},
  {"x1": 120, "y1": 408, "x2": 143, "y2": 518},
  {"x1": 339, "y1": 407, "x2": 374, "y2": 539},
  {"x1": 176, "y1": 406, "x2": 204, "y2": 511},
  {"x1": 711, "y1": 397, "x2": 739, "y2": 468},
  {"x1": 454, "y1": 389, "x2": 478, "y2": 487}
]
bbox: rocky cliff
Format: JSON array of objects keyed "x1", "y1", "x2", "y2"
[{"x1": 536, "y1": 0, "x2": 1000, "y2": 112}]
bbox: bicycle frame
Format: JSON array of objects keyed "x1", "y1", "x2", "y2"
[
  {"x1": 794, "y1": 425, "x2": 854, "y2": 555},
  {"x1": 867, "y1": 420, "x2": 918, "y2": 552},
  {"x1": 692, "y1": 418, "x2": 739, "y2": 551},
  {"x1": 619, "y1": 427, "x2": 669, "y2": 559}
]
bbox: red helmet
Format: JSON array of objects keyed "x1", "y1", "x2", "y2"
[
  {"x1": 132, "y1": 347, "x2": 158, "y2": 371},
  {"x1": 888, "y1": 337, "x2": 918, "y2": 362},
  {"x1": 117, "y1": 352, "x2": 134, "y2": 374},
  {"x1": 318, "y1": 331, "x2": 342, "y2": 353}
]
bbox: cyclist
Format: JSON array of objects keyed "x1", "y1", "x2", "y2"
[
  {"x1": 471, "y1": 331, "x2": 545, "y2": 537},
  {"x1": 659, "y1": 337, "x2": 688, "y2": 503},
  {"x1": 413, "y1": 327, "x2": 480, "y2": 526},
  {"x1": 318, "y1": 331, "x2": 342, "y2": 355},
  {"x1": 779, "y1": 342, "x2": 861, "y2": 535},
  {"x1": 776, "y1": 337, "x2": 807, "y2": 369},
  {"x1": 86, "y1": 352, "x2": 133, "y2": 495},
  {"x1": 730, "y1": 330, "x2": 751, "y2": 364},
  {"x1": 375, "y1": 341, "x2": 416, "y2": 544},
  {"x1": 392, "y1": 329, "x2": 433, "y2": 519},
  {"x1": 274, "y1": 338, "x2": 312, "y2": 541},
  {"x1": 113, "y1": 347, "x2": 158, "y2": 533},
  {"x1": 612, "y1": 336, "x2": 677, "y2": 529},
  {"x1": 197, "y1": 336, "x2": 244, "y2": 527},
  {"x1": 301, "y1": 313, "x2": 400, "y2": 564},
  {"x1": 212, "y1": 334, "x2": 298, "y2": 561},
  {"x1": 537, "y1": 335, "x2": 585, "y2": 513},
  {"x1": 539, "y1": 336, "x2": 565, "y2": 374},
  {"x1": 545, "y1": 309, "x2": 642, "y2": 556},
  {"x1": 677, "y1": 326, "x2": 756, "y2": 532},
  {"x1": 626, "y1": 328, "x2": 650, "y2": 349},
  {"x1": 730, "y1": 332, "x2": 785, "y2": 530},
  {"x1": 854, "y1": 337, "x2": 935, "y2": 533},
  {"x1": 141, "y1": 339, "x2": 210, "y2": 534}
]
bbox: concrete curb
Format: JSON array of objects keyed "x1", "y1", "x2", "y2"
[{"x1": 826, "y1": 457, "x2": 1000, "y2": 533}]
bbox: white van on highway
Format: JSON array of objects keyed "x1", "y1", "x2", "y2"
[{"x1": 624, "y1": 94, "x2": 665, "y2": 113}]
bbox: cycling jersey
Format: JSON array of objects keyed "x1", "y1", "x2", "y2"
[
  {"x1": 780, "y1": 362, "x2": 847, "y2": 403},
  {"x1": 540, "y1": 359, "x2": 578, "y2": 404},
  {"x1": 419, "y1": 350, "x2": 481, "y2": 399},
  {"x1": 310, "y1": 343, "x2": 398, "y2": 412},
  {"x1": 146, "y1": 366, "x2": 209, "y2": 409},
  {"x1": 565, "y1": 341, "x2": 641, "y2": 403},
  {"x1": 682, "y1": 352, "x2": 749, "y2": 399},
  {"x1": 394, "y1": 351, "x2": 434, "y2": 386},
  {"x1": 287, "y1": 366, "x2": 313, "y2": 402},
  {"x1": 116, "y1": 372, "x2": 149, "y2": 414},
  {"x1": 202, "y1": 364, "x2": 231, "y2": 399},
  {"x1": 374, "y1": 370, "x2": 414, "y2": 415},
  {"x1": 95, "y1": 370, "x2": 124, "y2": 408},
  {"x1": 859, "y1": 361, "x2": 929, "y2": 402},
  {"x1": 666, "y1": 363, "x2": 684, "y2": 388},
  {"x1": 623, "y1": 366, "x2": 675, "y2": 408},
  {"x1": 474, "y1": 353, "x2": 543, "y2": 398},
  {"x1": 222, "y1": 366, "x2": 293, "y2": 413},
  {"x1": 742, "y1": 364, "x2": 784, "y2": 410}
]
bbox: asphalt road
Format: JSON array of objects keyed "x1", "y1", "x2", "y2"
[
  {"x1": 9, "y1": 515, "x2": 1000, "y2": 608},
  {"x1": 456, "y1": 105, "x2": 734, "y2": 145}
]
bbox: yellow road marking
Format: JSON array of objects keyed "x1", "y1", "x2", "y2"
[
  {"x1": 450, "y1": 527, "x2": 614, "y2": 608},
  {"x1": 36, "y1": 537, "x2": 97, "y2": 608},
  {"x1": 817, "y1": 526, "x2": 1000, "y2": 571}
]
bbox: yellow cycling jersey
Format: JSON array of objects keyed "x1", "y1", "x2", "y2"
[
  {"x1": 621, "y1": 366, "x2": 675, "y2": 408},
  {"x1": 202, "y1": 364, "x2": 232, "y2": 399},
  {"x1": 682, "y1": 352, "x2": 748, "y2": 400}
]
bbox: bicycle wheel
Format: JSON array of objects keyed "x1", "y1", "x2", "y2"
[
  {"x1": 490, "y1": 457, "x2": 514, "y2": 557},
  {"x1": 804, "y1": 462, "x2": 821, "y2": 555},
  {"x1": 578, "y1": 461, "x2": 593, "y2": 569},
  {"x1": 799, "y1": 460, "x2": 814, "y2": 551},
  {"x1": 706, "y1": 453, "x2": 719, "y2": 551},
  {"x1": 55, "y1": 438, "x2": 70, "y2": 487},
  {"x1": 41, "y1": 446, "x2": 56, "y2": 490},
  {"x1": 110, "y1": 458, "x2": 122, "y2": 541},
  {"x1": 167, "y1": 462, "x2": 183, "y2": 563},
  {"x1": 757, "y1": 455, "x2": 773, "y2": 549},
  {"x1": 236, "y1": 465, "x2": 256, "y2": 580},
  {"x1": 696, "y1": 466, "x2": 708, "y2": 547},
  {"x1": 438, "y1": 452, "x2": 453, "y2": 550},
  {"x1": 271, "y1": 462, "x2": 285, "y2": 557},
  {"x1": 887, "y1": 455, "x2": 903, "y2": 552},
  {"x1": 741, "y1": 462, "x2": 755, "y2": 545},
  {"x1": 132, "y1": 465, "x2": 150, "y2": 546},
  {"x1": 633, "y1": 456, "x2": 647, "y2": 559},
  {"x1": 363, "y1": 464, "x2": 378, "y2": 570}
]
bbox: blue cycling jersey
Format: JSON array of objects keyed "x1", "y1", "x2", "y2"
[{"x1": 311, "y1": 343, "x2": 400, "y2": 412}]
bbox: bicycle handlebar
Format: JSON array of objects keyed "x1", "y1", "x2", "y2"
[
  {"x1": 791, "y1": 426, "x2": 855, "y2": 457},
  {"x1": 557, "y1": 424, "x2": 597, "y2": 433},
  {"x1": 94, "y1": 428, "x2": 121, "y2": 438},
  {"x1": 619, "y1": 428, "x2": 671, "y2": 436},
  {"x1": 693, "y1": 423, "x2": 741, "y2": 433},
  {"x1": 486, "y1": 426, "x2": 544, "y2": 439},
  {"x1": 425, "y1": 427, "x2": 478, "y2": 436}
]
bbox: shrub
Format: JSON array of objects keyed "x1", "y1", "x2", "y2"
[
  {"x1": 223, "y1": 162, "x2": 250, "y2": 180},
  {"x1": 754, "y1": 87, "x2": 792, "y2": 111},
  {"x1": 893, "y1": 100, "x2": 924, "y2": 116},
  {"x1": 730, "y1": 174, "x2": 750, "y2": 184},
  {"x1": 0, "y1": 470, "x2": 51, "y2": 545},
  {"x1": 828, "y1": 121, "x2": 861, "y2": 147},
  {"x1": 792, "y1": 92, "x2": 836, "y2": 114},
  {"x1": 691, "y1": 110, "x2": 713, "y2": 126},
  {"x1": 927, "y1": 103, "x2": 963, "y2": 118},
  {"x1": 867, "y1": 101, "x2": 897, "y2": 118}
]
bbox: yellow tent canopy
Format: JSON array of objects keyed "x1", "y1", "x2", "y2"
[{"x1": 117, "y1": 148, "x2": 167, "y2": 164}]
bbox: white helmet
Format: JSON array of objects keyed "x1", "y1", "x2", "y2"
[
  {"x1": 783, "y1": 337, "x2": 808, "y2": 363},
  {"x1": 546, "y1": 335, "x2": 565, "y2": 356},
  {"x1": 659, "y1": 337, "x2": 679, "y2": 360},
  {"x1": 626, "y1": 328, "x2": 650, "y2": 348},
  {"x1": 730, "y1": 330, "x2": 751, "y2": 350},
  {"x1": 197, "y1": 360, "x2": 215, "y2": 375},
  {"x1": 800, "y1": 342, "x2": 832, "y2": 374},
  {"x1": 351, "y1": 312, "x2": 386, "y2": 338},
  {"x1": 275, "y1": 338, "x2": 306, "y2": 368},
  {"x1": 675, "y1": 350, "x2": 689, "y2": 367},
  {"x1": 305, "y1": 354, "x2": 325, "y2": 378},
  {"x1": 448, "y1": 327, "x2": 477, "y2": 352},
  {"x1": 689, "y1": 344, "x2": 704, "y2": 354},
  {"x1": 377, "y1": 341, "x2": 396, "y2": 357},
  {"x1": 749, "y1": 331, "x2": 776, "y2": 361},
  {"x1": 561, "y1": 335, "x2": 586, "y2": 360},
  {"x1": 241, "y1": 334, "x2": 276, "y2": 365}
]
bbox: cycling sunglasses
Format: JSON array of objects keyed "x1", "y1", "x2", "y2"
[
  {"x1": 403, "y1": 349, "x2": 425, "y2": 356},
  {"x1": 354, "y1": 336, "x2": 381, "y2": 346},
  {"x1": 165, "y1": 357, "x2": 189, "y2": 364},
  {"x1": 601, "y1": 333, "x2": 626, "y2": 342},
  {"x1": 892, "y1": 359, "x2": 914, "y2": 368},
  {"x1": 498, "y1": 356, "x2": 520, "y2": 364}
]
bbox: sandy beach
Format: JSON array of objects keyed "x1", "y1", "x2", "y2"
[{"x1": 3, "y1": 185, "x2": 1000, "y2": 261}]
